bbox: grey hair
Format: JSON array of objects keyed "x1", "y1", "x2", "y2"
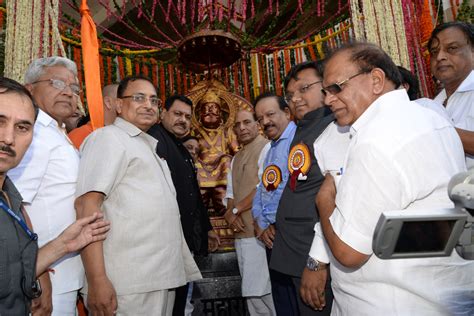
[{"x1": 24, "y1": 56, "x2": 78, "y2": 84}]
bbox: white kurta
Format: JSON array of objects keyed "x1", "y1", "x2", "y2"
[
  {"x1": 435, "y1": 70, "x2": 474, "y2": 169},
  {"x1": 313, "y1": 90, "x2": 473, "y2": 315}
]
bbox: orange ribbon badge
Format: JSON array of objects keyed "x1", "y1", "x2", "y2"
[
  {"x1": 262, "y1": 165, "x2": 282, "y2": 192},
  {"x1": 288, "y1": 142, "x2": 311, "y2": 191}
]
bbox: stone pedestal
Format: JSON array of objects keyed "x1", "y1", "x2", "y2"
[{"x1": 192, "y1": 252, "x2": 248, "y2": 315}]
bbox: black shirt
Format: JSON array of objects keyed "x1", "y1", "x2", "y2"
[{"x1": 148, "y1": 124, "x2": 212, "y2": 255}]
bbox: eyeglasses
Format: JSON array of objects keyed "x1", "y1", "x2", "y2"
[
  {"x1": 321, "y1": 71, "x2": 368, "y2": 96},
  {"x1": 284, "y1": 80, "x2": 322, "y2": 103},
  {"x1": 120, "y1": 94, "x2": 162, "y2": 107},
  {"x1": 32, "y1": 79, "x2": 81, "y2": 96}
]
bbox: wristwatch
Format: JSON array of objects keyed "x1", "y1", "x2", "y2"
[
  {"x1": 232, "y1": 207, "x2": 239, "y2": 215},
  {"x1": 306, "y1": 256, "x2": 327, "y2": 271}
]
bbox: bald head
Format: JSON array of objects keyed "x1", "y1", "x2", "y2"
[{"x1": 103, "y1": 84, "x2": 118, "y2": 125}]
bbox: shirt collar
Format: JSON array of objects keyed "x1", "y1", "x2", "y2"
[
  {"x1": 435, "y1": 70, "x2": 474, "y2": 101},
  {"x1": 456, "y1": 70, "x2": 474, "y2": 93},
  {"x1": 113, "y1": 117, "x2": 143, "y2": 137},
  {"x1": 159, "y1": 124, "x2": 181, "y2": 143},
  {"x1": 2, "y1": 176, "x2": 23, "y2": 213},
  {"x1": 241, "y1": 134, "x2": 265, "y2": 150},
  {"x1": 351, "y1": 89, "x2": 409, "y2": 135},
  {"x1": 297, "y1": 106, "x2": 333, "y2": 127},
  {"x1": 271, "y1": 121, "x2": 296, "y2": 146},
  {"x1": 36, "y1": 109, "x2": 60, "y2": 128}
]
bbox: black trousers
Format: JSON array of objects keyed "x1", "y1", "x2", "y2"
[
  {"x1": 266, "y1": 248, "x2": 333, "y2": 316},
  {"x1": 172, "y1": 283, "x2": 190, "y2": 316}
]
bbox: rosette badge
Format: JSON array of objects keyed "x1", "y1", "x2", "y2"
[
  {"x1": 262, "y1": 165, "x2": 282, "y2": 192},
  {"x1": 288, "y1": 143, "x2": 311, "y2": 191}
]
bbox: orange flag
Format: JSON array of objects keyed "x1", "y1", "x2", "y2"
[{"x1": 80, "y1": 0, "x2": 104, "y2": 130}]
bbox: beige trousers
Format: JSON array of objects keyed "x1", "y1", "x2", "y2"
[{"x1": 85, "y1": 289, "x2": 176, "y2": 316}]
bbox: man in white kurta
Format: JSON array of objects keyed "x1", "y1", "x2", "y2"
[
  {"x1": 429, "y1": 22, "x2": 474, "y2": 169},
  {"x1": 9, "y1": 57, "x2": 84, "y2": 315},
  {"x1": 312, "y1": 43, "x2": 474, "y2": 315},
  {"x1": 75, "y1": 76, "x2": 200, "y2": 315}
]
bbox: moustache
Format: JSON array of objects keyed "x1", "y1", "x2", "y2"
[
  {"x1": 263, "y1": 124, "x2": 275, "y2": 132},
  {"x1": 174, "y1": 122, "x2": 187, "y2": 128},
  {"x1": 0, "y1": 145, "x2": 16, "y2": 157},
  {"x1": 204, "y1": 112, "x2": 219, "y2": 117}
]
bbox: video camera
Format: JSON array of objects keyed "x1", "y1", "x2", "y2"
[{"x1": 373, "y1": 171, "x2": 474, "y2": 260}]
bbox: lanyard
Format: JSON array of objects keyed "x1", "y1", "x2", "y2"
[{"x1": 0, "y1": 200, "x2": 38, "y2": 241}]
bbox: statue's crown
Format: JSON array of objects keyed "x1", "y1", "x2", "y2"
[{"x1": 201, "y1": 90, "x2": 221, "y2": 105}]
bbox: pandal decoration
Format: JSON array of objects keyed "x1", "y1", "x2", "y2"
[
  {"x1": 4, "y1": 0, "x2": 65, "y2": 82},
  {"x1": 0, "y1": 0, "x2": 454, "y2": 102}
]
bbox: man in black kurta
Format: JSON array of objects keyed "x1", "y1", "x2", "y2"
[
  {"x1": 269, "y1": 62, "x2": 334, "y2": 315},
  {"x1": 147, "y1": 94, "x2": 218, "y2": 316}
]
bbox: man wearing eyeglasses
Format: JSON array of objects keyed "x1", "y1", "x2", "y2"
[
  {"x1": 75, "y1": 76, "x2": 201, "y2": 315},
  {"x1": 312, "y1": 42, "x2": 473, "y2": 314},
  {"x1": 429, "y1": 22, "x2": 474, "y2": 170},
  {"x1": 9, "y1": 56, "x2": 85, "y2": 315},
  {"x1": 147, "y1": 95, "x2": 220, "y2": 316},
  {"x1": 0, "y1": 76, "x2": 111, "y2": 316},
  {"x1": 268, "y1": 61, "x2": 350, "y2": 315}
]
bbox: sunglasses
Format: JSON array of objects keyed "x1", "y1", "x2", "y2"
[{"x1": 321, "y1": 71, "x2": 369, "y2": 96}]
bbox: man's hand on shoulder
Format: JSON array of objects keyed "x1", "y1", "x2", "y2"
[
  {"x1": 86, "y1": 276, "x2": 117, "y2": 316},
  {"x1": 59, "y1": 212, "x2": 110, "y2": 253},
  {"x1": 300, "y1": 266, "x2": 328, "y2": 311}
]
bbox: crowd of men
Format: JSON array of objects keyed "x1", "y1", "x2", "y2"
[{"x1": 0, "y1": 21, "x2": 473, "y2": 316}]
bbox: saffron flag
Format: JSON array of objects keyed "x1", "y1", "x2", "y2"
[{"x1": 80, "y1": 0, "x2": 104, "y2": 130}]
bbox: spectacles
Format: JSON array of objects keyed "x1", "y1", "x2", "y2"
[
  {"x1": 120, "y1": 94, "x2": 162, "y2": 107},
  {"x1": 32, "y1": 79, "x2": 81, "y2": 96},
  {"x1": 321, "y1": 71, "x2": 368, "y2": 96},
  {"x1": 284, "y1": 80, "x2": 322, "y2": 103}
]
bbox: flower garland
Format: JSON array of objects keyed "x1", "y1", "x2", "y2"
[
  {"x1": 350, "y1": 0, "x2": 410, "y2": 68},
  {"x1": 4, "y1": 0, "x2": 65, "y2": 82},
  {"x1": 64, "y1": 19, "x2": 354, "y2": 101}
]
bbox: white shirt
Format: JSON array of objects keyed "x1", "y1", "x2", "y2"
[
  {"x1": 308, "y1": 122, "x2": 351, "y2": 263},
  {"x1": 9, "y1": 109, "x2": 84, "y2": 295},
  {"x1": 414, "y1": 97, "x2": 451, "y2": 122},
  {"x1": 435, "y1": 70, "x2": 474, "y2": 168},
  {"x1": 314, "y1": 90, "x2": 473, "y2": 315}
]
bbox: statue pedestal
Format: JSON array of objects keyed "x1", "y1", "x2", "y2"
[{"x1": 192, "y1": 252, "x2": 248, "y2": 315}]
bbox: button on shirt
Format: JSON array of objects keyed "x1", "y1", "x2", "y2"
[
  {"x1": 252, "y1": 121, "x2": 296, "y2": 230},
  {"x1": 435, "y1": 70, "x2": 474, "y2": 168},
  {"x1": 313, "y1": 90, "x2": 474, "y2": 315},
  {"x1": 309, "y1": 122, "x2": 351, "y2": 262},
  {"x1": 8, "y1": 109, "x2": 84, "y2": 295}
]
